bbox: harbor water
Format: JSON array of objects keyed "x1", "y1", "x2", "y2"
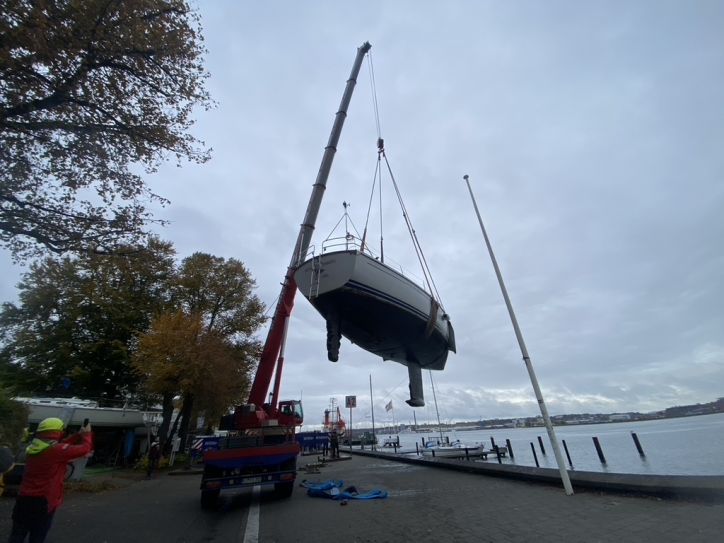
[{"x1": 376, "y1": 412, "x2": 724, "y2": 476}]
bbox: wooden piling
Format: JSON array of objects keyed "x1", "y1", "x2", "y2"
[
  {"x1": 562, "y1": 439, "x2": 573, "y2": 469},
  {"x1": 537, "y1": 435, "x2": 546, "y2": 455},
  {"x1": 490, "y1": 436, "x2": 496, "y2": 448},
  {"x1": 494, "y1": 445, "x2": 502, "y2": 464},
  {"x1": 631, "y1": 432, "x2": 646, "y2": 457},
  {"x1": 530, "y1": 442, "x2": 539, "y2": 467},
  {"x1": 505, "y1": 439, "x2": 514, "y2": 460},
  {"x1": 592, "y1": 436, "x2": 606, "y2": 464}
]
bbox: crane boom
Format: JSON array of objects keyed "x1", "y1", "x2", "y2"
[{"x1": 248, "y1": 41, "x2": 372, "y2": 407}]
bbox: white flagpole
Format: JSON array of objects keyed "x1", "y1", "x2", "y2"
[{"x1": 463, "y1": 175, "x2": 574, "y2": 496}]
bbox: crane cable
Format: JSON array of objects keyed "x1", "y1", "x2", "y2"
[{"x1": 362, "y1": 53, "x2": 446, "y2": 311}]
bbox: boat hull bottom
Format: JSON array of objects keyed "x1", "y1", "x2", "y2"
[{"x1": 312, "y1": 287, "x2": 453, "y2": 407}]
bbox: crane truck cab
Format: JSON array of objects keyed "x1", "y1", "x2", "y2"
[{"x1": 199, "y1": 400, "x2": 303, "y2": 509}]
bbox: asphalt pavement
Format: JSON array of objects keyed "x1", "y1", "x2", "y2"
[{"x1": 1, "y1": 455, "x2": 723, "y2": 542}]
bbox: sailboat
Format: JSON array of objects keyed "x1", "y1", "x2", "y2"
[
  {"x1": 294, "y1": 137, "x2": 456, "y2": 408},
  {"x1": 295, "y1": 239, "x2": 455, "y2": 407},
  {"x1": 417, "y1": 371, "x2": 486, "y2": 459}
]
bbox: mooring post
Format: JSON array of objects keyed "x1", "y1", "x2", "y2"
[
  {"x1": 393, "y1": 442, "x2": 397, "y2": 454},
  {"x1": 490, "y1": 436, "x2": 496, "y2": 448},
  {"x1": 592, "y1": 436, "x2": 607, "y2": 464},
  {"x1": 416, "y1": 442, "x2": 419, "y2": 455},
  {"x1": 506, "y1": 438, "x2": 515, "y2": 460},
  {"x1": 431, "y1": 449, "x2": 436, "y2": 458},
  {"x1": 631, "y1": 432, "x2": 646, "y2": 457},
  {"x1": 562, "y1": 439, "x2": 574, "y2": 469},
  {"x1": 494, "y1": 445, "x2": 502, "y2": 464},
  {"x1": 530, "y1": 442, "x2": 540, "y2": 467},
  {"x1": 537, "y1": 435, "x2": 546, "y2": 455},
  {"x1": 465, "y1": 447, "x2": 469, "y2": 460}
]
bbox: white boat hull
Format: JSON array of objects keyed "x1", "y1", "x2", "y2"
[
  {"x1": 421, "y1": 444, "x2": 485, "y2": 458},
  {"x1": 294, "y1": 250, "x2": 455, "y2": 407},
  {"x1": 20, "y1": 398, "x2": 160, "y2": 428}
]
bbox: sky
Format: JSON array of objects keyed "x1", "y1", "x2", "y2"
[{"x1": 2, "y1": 1, "x2": 724, "y2": 430}]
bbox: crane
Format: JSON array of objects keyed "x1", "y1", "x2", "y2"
[{"x1": 198, "y1": 42, "x2": 372, "y2": 508}]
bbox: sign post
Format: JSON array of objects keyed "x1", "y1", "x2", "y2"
[{"x1": 345, "y1": 395, "x2": 356, "y2": 450}]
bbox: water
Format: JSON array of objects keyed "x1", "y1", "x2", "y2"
[{"x1": 381, "y1": 412, "x2": 724, "y2": 476}]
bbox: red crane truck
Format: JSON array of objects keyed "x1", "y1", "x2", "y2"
[{"x1": 199, "y1": 42, "x2": 372, "y2": 509}]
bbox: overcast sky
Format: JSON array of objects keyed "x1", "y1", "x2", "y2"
[{"x1": 2, "y1": 1, "x2": 723, "y2": 429}]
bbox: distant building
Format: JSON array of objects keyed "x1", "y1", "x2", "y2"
[{"x1": 608, "y1": 413, "x2": 631, "y2": 422}]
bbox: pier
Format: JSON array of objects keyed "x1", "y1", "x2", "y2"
[{"x1": 351, "y1": 448, "x2": 724, "y2": 500}]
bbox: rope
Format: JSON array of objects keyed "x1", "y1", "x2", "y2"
[
  {"x1": 361, "y1": 157, "x2": 380, "y2": 251},
  {"x1": 381, "y1": 150, "x2": 445, "y2": 310},
  {"x1": 363, "y1": 52, "x2": 445, "y2": 310},
  {"x1": 367, "y1": 53, "x2": 382, "y2": 140}
]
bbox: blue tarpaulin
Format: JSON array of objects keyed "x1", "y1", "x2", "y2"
[{"x1": 300, "y1": 480, "x2": 388, "y2": 500}]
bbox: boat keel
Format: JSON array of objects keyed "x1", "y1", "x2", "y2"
[
  {"x1": 406, "y1": 364, "x2": 425, "y2": 407},
  {"x1": 326, "y1": 316, "x2": 341, "y2": 362}
]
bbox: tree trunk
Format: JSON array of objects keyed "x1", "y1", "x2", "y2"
[
  {"x1": 164, "y1": 406, "x2": 183, "y2": 456},
  {"x1": 157, "y1": 392, "x2": 174, "y2": 450},
  {"x1": 177, "y1": 392, "x2": 195, "y2": 448}
]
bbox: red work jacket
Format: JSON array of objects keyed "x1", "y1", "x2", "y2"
[{"x1": 19, "y1": 432, "x2": 93, "y2": 512}]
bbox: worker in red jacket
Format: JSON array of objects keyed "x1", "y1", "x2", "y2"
[{"x1": 8, "y1": 417, "x2": 93, "y2": 543}]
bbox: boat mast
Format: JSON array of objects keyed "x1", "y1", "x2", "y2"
[
  {"x1": 429, "y1": 371, "x2": 444, "y2": 443},
  {"x1": 463, "y1": 174, "x2": 574, "y2": 496},
  {"x1": 369, "y1": 374, "x2": 377, "y2": 450},
  {"x1": 247, "y1": 42, "x2": 372, "y2": 407}
]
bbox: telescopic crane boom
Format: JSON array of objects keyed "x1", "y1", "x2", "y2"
[
  {"x1": 248, "y1": 41, "x2": 372, "y2": 410},
  {"x1": 200, "y1": 42, "x2": 371, "y2": 507}
]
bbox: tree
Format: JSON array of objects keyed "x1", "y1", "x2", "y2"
[
  {"x1": 0, "y1": 0, "x2": 212, "y2": 259},
  {"x1": 172, "y1": 253, "x2": 264, "y2": 441},
  {"x1": 176, "y1": 253, "x2": 266, "y2": 337},
  {"x1": 0, "y1": 238, "x2": 176, "y2": 399},
  {"x1": 132, "y1": 311, "x2": 258, "y2": 449},
  {"x1": 131, "y1": 254, "x2": 265, "y2": 445},
  {"x1": 0, "y1": 387, "x2": 29, "y2": 454}
]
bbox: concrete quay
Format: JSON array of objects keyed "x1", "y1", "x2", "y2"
[{"x1": 350, "y1": 448, "x2": 724, "y2": 500}]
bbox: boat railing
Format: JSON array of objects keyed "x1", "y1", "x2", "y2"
[{"x1": 304, "y1": 235, "x2": 429, "y2": 292}]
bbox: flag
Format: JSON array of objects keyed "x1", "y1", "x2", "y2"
[{"x1": 385, "y1": 401, "x2": 393, "y2": 412}]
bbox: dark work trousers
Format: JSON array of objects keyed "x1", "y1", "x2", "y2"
[{"x1": 9, "y1": 495, "x2": 55, "y2": 543}]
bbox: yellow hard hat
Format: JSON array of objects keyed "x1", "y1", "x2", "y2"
[{"x1": 37, "y1": 417, "x2": 65, "y2": 433}]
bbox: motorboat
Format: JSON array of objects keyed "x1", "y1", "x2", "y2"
[
  {"x1": 16, "y1": 397, "x2": 161, "y2": 428},
  {"x1": 420, "y1": 439, "x2": 486, "y2": 459},
  {"x1": 294, "y1": 236, "x2": 456, "y2": 407}
]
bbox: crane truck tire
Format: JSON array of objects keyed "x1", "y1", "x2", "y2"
[
  {"x1": 200, "y1": 488, "x2": 220, "y2": 509},
  {"x1": 274, "y1": 481, "x2": 294, "y2": 498}
]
